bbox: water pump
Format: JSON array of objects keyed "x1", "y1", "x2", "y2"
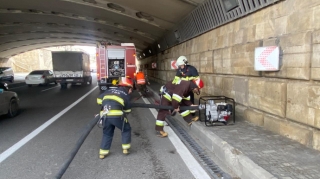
[{"x1": 205, "y1": 100, "x2": 232, "y2": 125}]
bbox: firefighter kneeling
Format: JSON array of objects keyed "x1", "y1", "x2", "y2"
[
  {"x1": 97, "y1": 77, "x2": 133, "y2": 159},
  {"x1": 156, "y1": 78, "x2": 204, "y2": 137}
]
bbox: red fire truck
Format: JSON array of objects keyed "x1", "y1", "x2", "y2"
[{"x1": 96, "y1": 43, "x2": 136, "y2": 91}]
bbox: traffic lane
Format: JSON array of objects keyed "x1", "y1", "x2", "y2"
[
  {"x1": 0, "y1": 87, "x2": 101, "y2": 179},
  {"x1": 62, "y1": 95, "x2": 194, "y2": 179},
  {"x1": 0, "y1": 83, "x2": 97, "y2": 154},
  {"x1": 0, "y1": 90, "x2": 195, "y2": 179}
]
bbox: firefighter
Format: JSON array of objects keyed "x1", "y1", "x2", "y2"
[
  {"x1": 97, "y1": 77, "x2": 133, "y2": 159},
  {"x1": 156, "y1": 78, "x2": 204, "y2": 137},
  {"x1": 173, "y1": 56, "x2": 199, "y2": 116},
  {"x1": 134, "y1": 68, "x2": 149, "y2": 97}
]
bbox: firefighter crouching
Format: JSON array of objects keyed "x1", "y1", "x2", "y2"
[
  {"x1": 97, "y1": 77, "x2": 133, "y2": 159},
  {"x1": 134, "y1": 69, "x2": 150, "y2": 97},
  {"x1": 156, "y1": 78, "x2": 204, "y2": 137}
]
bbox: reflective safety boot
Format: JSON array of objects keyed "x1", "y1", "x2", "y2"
[
  {"x1": 123, "y1": 149, "x2": 130, "y2": 155},
  {"x1": 99, "y1": 149, "x2": 109, "y2": 159},
  {"x1": 157, "y1": 131, "x2": 168, "y2": 138},
  {"x1": 122, "y1": 144, "x2": 131, "y2": 155},
  {"x1": 192, "y1": 116, "x2": 199, "y2": 122},
  {"x1": 188, "y1": 116, "x2": 199, "y2": 126}
]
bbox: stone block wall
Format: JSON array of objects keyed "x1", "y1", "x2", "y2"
[
  {"x1": 1, "y1": 46, "x2": 96, "y2": 73},
  {"x1": 138, "y1": 0, "x2": 320, "y2": 151},
  {"x1": 6, "y1": 49, "x2": 53, "y2": 72}
]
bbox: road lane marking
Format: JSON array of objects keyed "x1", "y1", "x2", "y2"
[
  {"x1": 140, "y1": 93, "x2": 211, "y2": 179},
  {"x1": 0, "y1": 86, "x2": 98, "y2": 163},
  {"x1": 41, "y1": 86, "x2": 60, "y2": 92}
]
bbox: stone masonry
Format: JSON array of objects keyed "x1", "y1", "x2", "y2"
[{"x1": 138, "y1": 0, "x2": 320, "y2": 151}]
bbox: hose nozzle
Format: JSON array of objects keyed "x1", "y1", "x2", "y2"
[{"x1": 198, "y1": 104, "x2": 205, "y2": 110}]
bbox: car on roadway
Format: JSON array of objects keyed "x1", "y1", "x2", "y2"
[
  {"x1": 0, "y1": 82, "x2": 19, "y2": 117},
  {"x1": 25, "y1": 70, "x2": 57, "y2": 87},
  {"x1": 0, "y1": 67, "x2": 14, "y2": 83}
]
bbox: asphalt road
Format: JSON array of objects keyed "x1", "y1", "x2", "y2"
[{"x1": 0, "y1": 77, "x2": 208, "y2": 179}]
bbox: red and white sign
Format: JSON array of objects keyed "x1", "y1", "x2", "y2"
[
  {"x1": 254, "y1": 46, "x2": 279, "y2": 71},
  {"x1": 171, "y1": 60, "x2": 178, "y2": 69},
  {"x1": 152, "y1": 62, "x2": 157, "y2": 69}
]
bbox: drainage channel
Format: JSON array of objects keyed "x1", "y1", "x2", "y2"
[{"x1": 166, "y1": 115, "x2": 232, "y2": 179}]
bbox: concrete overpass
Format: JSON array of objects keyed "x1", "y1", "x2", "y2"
[
  {"x1": 0, "y1": 0, "x2": 283, "y2": 58},
  {"x1": 0, "y1": 0, "x2": 206, "y2": 58}
]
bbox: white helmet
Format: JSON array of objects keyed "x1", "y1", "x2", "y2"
[{"x1": 176, "y1": 56, "x2": 188, "y2": 66}]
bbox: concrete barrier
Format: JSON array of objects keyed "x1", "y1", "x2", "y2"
[{"x1": 146, "y1": 85, "x2": 276, "y2": 179}]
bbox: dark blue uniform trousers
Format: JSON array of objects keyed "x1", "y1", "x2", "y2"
[{"x1": 101, "y1": 117, "x2": 131, "y2": 150}]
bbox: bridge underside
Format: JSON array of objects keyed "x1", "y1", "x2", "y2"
[{"x1": 0, "y1": 0, "x2": 204, "y2": 58}]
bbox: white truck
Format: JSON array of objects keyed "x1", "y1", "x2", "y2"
[{"x1": 52, "y1": 51, "x2": 92, "y2": 89}]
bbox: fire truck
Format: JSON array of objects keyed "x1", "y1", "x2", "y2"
[{"x1": 96, "y1": 43, "x2": 136, "y2": 91}]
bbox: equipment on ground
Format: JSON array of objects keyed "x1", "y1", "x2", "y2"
[
  {"x1": 96, "y1": 43, "x2": 136, "y2": 91},
  {"x1": 52, "y1": 51, "x2": 92, "y2": 89},
  {"x1": 199, "y1": 96, "x2": 235, "y2": 126}
]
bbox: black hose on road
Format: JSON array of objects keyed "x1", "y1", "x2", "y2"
[
  {"x1": 55, "y1": 115, "x2": 100, "y2": 179},
  {"x1": 55, "y1": 103, "x2": 201, "y2": 178}
]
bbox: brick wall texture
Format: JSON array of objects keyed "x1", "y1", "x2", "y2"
[{"x1": 138, "y1": 0, "x2": 320, "y2": 151}]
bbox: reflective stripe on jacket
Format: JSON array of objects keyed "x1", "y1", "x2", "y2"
[
  {"x1": 173, "y1": 65, "x2": 199, "y2": 84},
  {"x1": 162, "y1": 80, "x2": 197, "y2": 109},
  {"x1": 97, "y1": 87, "x2": 132, "y2": 117}
]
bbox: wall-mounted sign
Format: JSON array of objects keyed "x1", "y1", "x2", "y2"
[
  {"x1": 171, "y1": 60, "x2": 178, "y2": 69},
  {"x1": 254, "y1": 46, "x2": 279, "y2": 71},
  {"x1": 152, "y1": 62, "x2": 157, "y2": 69}
]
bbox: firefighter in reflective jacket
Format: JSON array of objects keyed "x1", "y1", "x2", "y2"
[
  {"x1": 172, "y1": 56, "x2": 199, "y2": 115},
  {"x1": 134, "y1": 69, "x2": 149, "y2": 96},
  {"x1": 97, "y1": 77, "x2": 133, "y2": 159},
  {"x1": 156, "y1": 78, "x2": 204, "y2": 137}
]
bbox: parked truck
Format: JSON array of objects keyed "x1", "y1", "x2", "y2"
[
  {"x1": 52, "y1": 51, "x2": 92, "y2": 89},
  {"x1": 96, "y1": 43, "x2": 136, "y2": 91}
]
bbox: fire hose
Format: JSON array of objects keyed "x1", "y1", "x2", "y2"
[
  {"x1": 55, "y1": 103, "x2": 205, "y2": 179},
  {"x1": 130, "y1": 103, "x2": 205, "y2": 110}
]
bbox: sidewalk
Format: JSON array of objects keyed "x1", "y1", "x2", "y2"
[{"x1": 146, "y1": 80, "x2": 320, "y2": 179}]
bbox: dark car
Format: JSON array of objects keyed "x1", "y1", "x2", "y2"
[
  {"x1": 0, "y1": 82, "x2": 19, "y2": 117},
  {"x1": 0, "y1": 67, "x2": 14, "y2": 83}
]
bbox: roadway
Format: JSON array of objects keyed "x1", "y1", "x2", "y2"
[{"x1": 0, "y1": 75, "x2": 210, "y2": 179}]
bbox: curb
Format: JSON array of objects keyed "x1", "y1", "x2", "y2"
[
  {"x1": 189, "y1": 122, "x2": 276, "y2": 179},
  {"x1": 146, "y1": 85, "x2": 276, "y2": 179}
]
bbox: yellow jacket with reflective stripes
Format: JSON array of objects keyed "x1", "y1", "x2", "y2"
[{"x1": 97, "y1": 87, "x2": 132, "y2": 116}]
